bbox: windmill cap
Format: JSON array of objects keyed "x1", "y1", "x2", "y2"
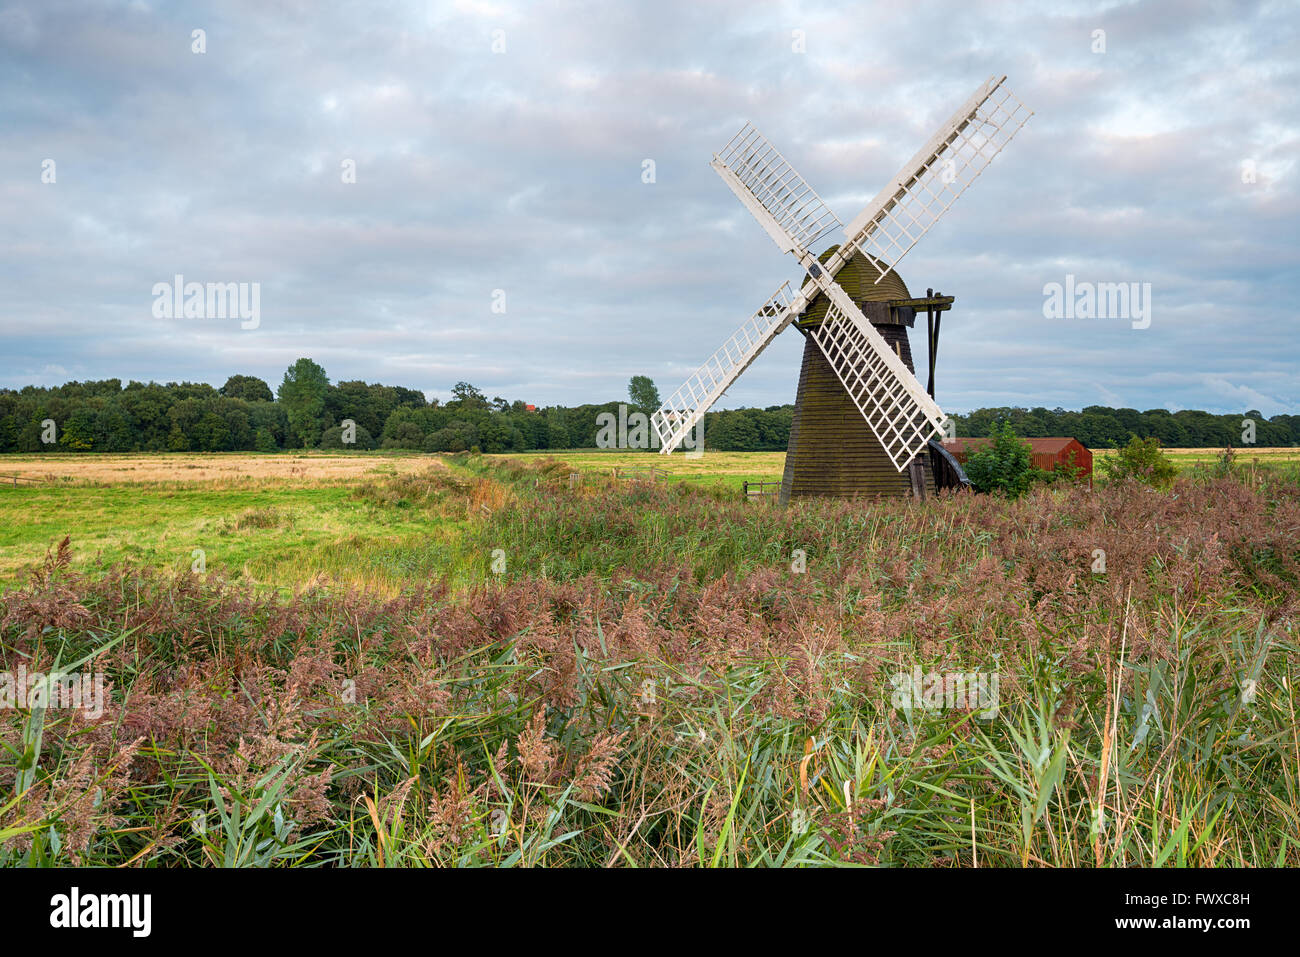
[{"x1": 797, "y1": 245, "x2": 913, "y2": 327}]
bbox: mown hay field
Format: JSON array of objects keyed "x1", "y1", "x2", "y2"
[
  {"x1": 0, "y1": 450, "x2": 1297, "y2": 867},
  {"x1": 0, "y1": 450, "x2": 436, "y2": 486}
]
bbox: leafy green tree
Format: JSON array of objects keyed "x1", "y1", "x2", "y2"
[
  {"x1": 449, "y1": 382, "x2": 488, "y2": 409},
  {"x1": 545, "y1": 408, "x2": 570, "y2": 449},
  {"x1": 220, "y1": 375, "x2": 274, "y2": 404},
  {"x1": 424, "y1": 428, "x2": 460, "y2": 452},
  {"x1": 319, "y1": 422, "x2": 376, "y2": 450},
  {"x1": 192, "y1": 411, "x2": 233, "y2": 451},
  {"x1": 380, "y1": 406, "x2": 428, "y2": 449},
  {"x1": 755, "y1": 407, "x2": 793, "y2": 450},
  {"x1": 1273, "y1": 414, "x2": 1299, "y2": 446},
  {"x1": 119, "y1": 383, "x2": 170, "y2": 450},
  {"x1": 325, "y1": 380, "x2": 423, "y2": 438},
  {"x1": 478, "y1": 416, "x2": 511, "y2": 453},
  {"x1": 423, "y1": 419, "x2": 479, "y2": 452},
  {"x1": 277, "y1": 359, "x2": 330, "y2": 448},
  {"x1": 1075, "y1": 408, "x2": 1127, "y2": 449},
  {"x1": 705, "y1": 410, "x2": 761, "y2": 451},
  {"x1": 5, "y1": 369, "x2": 1296, "y2": 461},
  {"x1": 94, "y1": 402, "x2": 135, "y2": 452},
  {"x1": 628, "y1": 375, "x2": 661, "y2": 414},
  {"x1": 1141, "y1": 410, "x2": 1189, "y2": 448},
  {"x1": 217, "y1": 402, "x2": 253, "y2": 450},
  {"x1": 59, "y1": 407, "x2": 97, "y2": 450},
  {"x1": 964, "y1": 420, "x2": 1034, "y2": 497},
  {"x1": 249, "y1": 401, "x2": 289, "y2": 449}
]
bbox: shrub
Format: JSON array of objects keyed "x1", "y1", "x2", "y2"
[
  {"x1": 1100, "y1": 435, "x2": 1177, "y2": 489},
  {"x1": 1211, "y1": 446, "x2": 1236, "y2": 477},
  {"x1": 964, "y1": 421, "x2": 1034, "y2": 497}
]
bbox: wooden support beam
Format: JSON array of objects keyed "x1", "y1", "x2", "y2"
[{"x1": 890, "y1": 295, "x2": 955, "y2": 310}]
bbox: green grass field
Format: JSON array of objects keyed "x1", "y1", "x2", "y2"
[
  {"x1": 491, "y1": 448, "x2": 786, "y2": 492},
  {"x1": 0, "y1": 469, "x2": 465, "y2": 593}
]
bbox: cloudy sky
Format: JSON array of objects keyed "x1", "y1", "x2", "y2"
[{"x1": 1, "y1": 0, "x2": 1296, "y2": 415}]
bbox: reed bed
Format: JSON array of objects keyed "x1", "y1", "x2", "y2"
[{"x1": 1, "y1": 455, "x2": 1296, "y2": 866}]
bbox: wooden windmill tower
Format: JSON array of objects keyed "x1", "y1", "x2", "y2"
[{"x1": 650, "y1": 76, "x2": 1032, "y2": 501}]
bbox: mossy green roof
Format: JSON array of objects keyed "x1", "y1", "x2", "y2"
[{"x1": 797, "y1": 245, "x2": 912, "y2": 327}]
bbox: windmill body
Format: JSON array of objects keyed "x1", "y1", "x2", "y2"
[
  {"x1": 782, "y1": 248, "x2": 937, "y2": 502},
  {"x1": 650, "y1": 75, "x2": 1033, "y2": 501}
]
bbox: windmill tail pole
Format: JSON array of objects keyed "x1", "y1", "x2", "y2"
[
  {"x1": 932, "y1": 307, "x2": 942, "y2": 395},
  {"x1": 926, "y1": 287, "x2": 936, "y2": 398}
]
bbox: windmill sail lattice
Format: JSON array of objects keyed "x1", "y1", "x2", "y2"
[
  {"x1": 807, "y1": 294, "x2": 946, "y2": 470},
  {"x1": 711, "y1": 124, "x2": 842, "y2": 254},
  {"x1": 842, "y1": 75, "x2": 1032, "y2": 282},
  {"x1": 651, "y1": 283, "x2": 795, "y2": 451}
]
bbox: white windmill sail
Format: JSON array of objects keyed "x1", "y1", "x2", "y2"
[
  {"x1": 651, "y1": 282, "x2": 796, "y2": 452},
  {"x1": 711, "y1": 124, "x2": 842, "y2": 254},
  {"x1": 842, "y1": 75, "x2": 1033, "y2": 283}
]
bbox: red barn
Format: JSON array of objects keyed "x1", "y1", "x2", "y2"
[{"x1": 942, "y1": 437, "x2": 1092, "y2": 488}]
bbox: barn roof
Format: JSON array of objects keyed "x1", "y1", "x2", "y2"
[{"x1": 943, "y1": 436, "x2": 1084, "y2": 454}]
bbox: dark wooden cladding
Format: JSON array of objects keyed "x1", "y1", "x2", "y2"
[
  {"x1": 779, "y1": 249, "x2": 943, "y2": 505},
  {"x1": 780, "y1": 325, "x2": 935, "y2": 504}
]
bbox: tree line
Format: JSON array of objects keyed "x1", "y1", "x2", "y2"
[
  {"x1": 949, "y1": 405, "x2": 1299, "y2": 450},
  {"x1": 0, "y1": 359, "x2": 1295, "y2": 453}
]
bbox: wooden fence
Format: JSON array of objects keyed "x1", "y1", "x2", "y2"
[
  {"x1": 742, "y1": 480, "x2": 781, "y2": 499},
  {"x1": 612, "y1": 466, "x2": 670, "y2": 483}
]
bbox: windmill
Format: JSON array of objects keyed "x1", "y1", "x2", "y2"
[{"x1": 650, "y1": 76, "x2": 1032, "y2": 502}]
